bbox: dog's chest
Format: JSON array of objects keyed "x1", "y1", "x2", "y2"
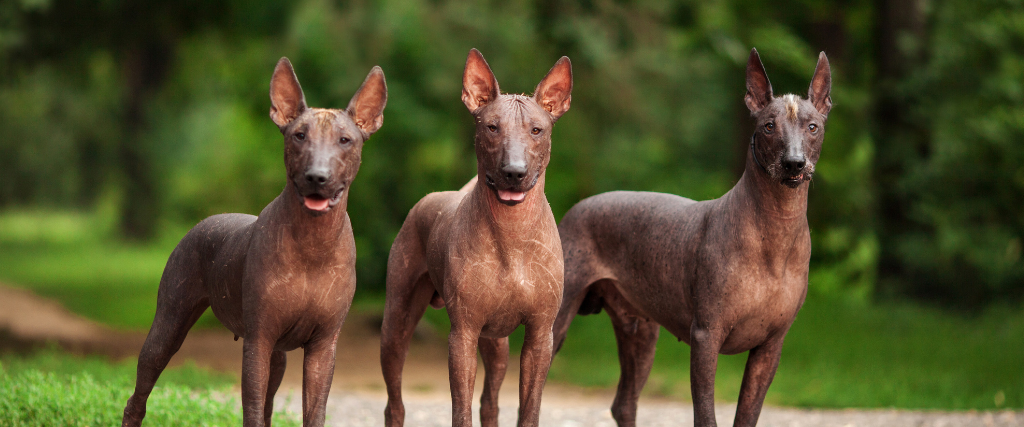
[
  {"x1": 439, "y1": 232, "x2": 563, "y2": 331},
  {"x1": 713, "y1": 252, "x2": 808, "y2": 354}
]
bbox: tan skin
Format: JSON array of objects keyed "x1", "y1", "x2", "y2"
[
  {"x1": 552, "y1": 49, "x2": 832, "y2": 427},
  {"x1": 380, "y1": 49, "x2": 572, "y2": 427},
  {"x1": 121, "y1": 58, "x2": 387, "y2": 427}
]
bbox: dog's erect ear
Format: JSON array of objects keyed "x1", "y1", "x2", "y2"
[
  {"x1": 269, "y1": 57, "x2": 307, "y2": 128},
  {"x1": 346, "y1": 66, "x2": 388, "y2": 137},
  {"x1": 462, "y1": 49, "x2": 500, "y2": 112},
  {"x1": 533, "y1": 56, "x2": 573, "y2": 120},
  {"x1": 808, "y1": 51, "x2": 832, "y2": 117},
  {"x1": 744, "y1": 48, "x2": 773, "y2": 114}
]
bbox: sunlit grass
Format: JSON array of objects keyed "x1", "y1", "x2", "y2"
[{"x1": 0, "y1": 348, "x2": 300, "y2": 426}]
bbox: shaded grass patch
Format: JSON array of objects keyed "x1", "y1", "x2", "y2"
[{"x1": 550, "y1": 296, "x2": 1024, "y2": 410}]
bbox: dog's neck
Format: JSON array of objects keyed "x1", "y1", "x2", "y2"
[
  {"x1": 472, "y1": 171, "x2": 549, "y2": 231},
  {"x1": 733, "y1": 141, "x2": 810, "y2": 225},
  {"x1": 276, "y1": 183, "x2": 351, "y2": 250}
]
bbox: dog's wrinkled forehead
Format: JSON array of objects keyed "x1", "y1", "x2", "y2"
[
  {"x1": 290, "y1": 109, "x2": 360, "y2": 138},
  {"x1": 479, "y1": 95, "x2": 550, "y2": 124},
  {"x1": 764, "y1": 94, "x2": 820, "y2": 124}
]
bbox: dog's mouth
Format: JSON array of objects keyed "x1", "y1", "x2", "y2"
[
  {"x1": 300, "y1": 186, "x2": 345, "y2": 213},
  {"x1": 782, "y1": 172, "x2": 811, "y2": 188},
  {"x1": 484, "y1": 174, "x2": 537, "y2": 206}
]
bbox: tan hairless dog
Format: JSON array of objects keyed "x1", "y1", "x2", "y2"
[{"x1": 380, "y1": 49, "x2": 572, "y2": 427}]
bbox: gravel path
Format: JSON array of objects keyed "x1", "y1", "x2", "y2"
[{"x1": 275, "y1": 391, "x2": 1023, "y2": 427}]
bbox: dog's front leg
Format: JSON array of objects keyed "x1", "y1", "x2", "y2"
[
  {"x1": 689, "y1": 323, "x2": 724, "y2": 427},
  {"x1": 479, "y1": 336, "x2": 509, "y2": 427},
  {"x1": 732, "y1": 333, "x2": 786, "y2": 427},
  {"x1": 449, "y1": 325, "x2": 481, "y2": 427},
  {"x1": 242, "y1": 334, "x2": 276, "y2": 427},
  {"x1": 301, "y1": 330, "x2": 341, "y2": 427},
  {"x1": 516, "y1": 322, "x2": 554, "y2": 427}
]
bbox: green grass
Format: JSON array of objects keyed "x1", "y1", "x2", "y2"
[
  {"x1": 0, "y1": 349, "x2": 300, "y2": 426},
  {"x1": 551, "y1": 296, "x2": 1024, "y2": 410}
]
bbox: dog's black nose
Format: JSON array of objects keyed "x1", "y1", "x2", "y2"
[
  {"x1": 782, "y1": 156, "x2": 806, "y2": 174},
  {"x1": 305, "y1": 169, "x2": 329, "y2": 186},
  {"x1": 502, "y1": 163, "x2": 527, "y2": 183}
]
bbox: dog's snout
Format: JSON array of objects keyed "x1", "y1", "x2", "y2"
[
  {"x1": 305, "y1": 168, "x2": 330, "y2": 186},
  {"x1": 502, "y1": 163, "x2": 527, "y2": 183},
  {"x1": 782, "y1": 156, "x2": 806, "y2": 174}
]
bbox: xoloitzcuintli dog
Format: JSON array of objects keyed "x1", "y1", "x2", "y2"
[
  {"x1": 122, "y1": 58, "x2": 387, "y2": 427},
  {"x1": 552, "y1": 48, "x2": 831, "y2": 427},
  {"x1": 380, "y1": 48, "x2": 572, "y2": 427}
]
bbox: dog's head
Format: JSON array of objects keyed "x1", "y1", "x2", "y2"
[
  {"x1": 745, "y1": 48, "x2": 831, "y2": 188},
  {"x1": 269, "y1": 58, "x2": 387, "y2": 214},
  {"x1": 461, "y1": 49, "x2": 572, "y2": 206}
]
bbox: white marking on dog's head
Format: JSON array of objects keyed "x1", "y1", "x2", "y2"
[{"x1": 783, "y1": 94, "x2": 799, "y2": 120}]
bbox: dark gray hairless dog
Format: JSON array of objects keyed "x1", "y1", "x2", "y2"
[
  {"x1": 553, "y1": 48, "x2": 831, "y2": 427},
  {"x1": 380, "y1": 49, "x2": 572, "y2": 427},
  {"x1": 121, "y1": 58, "x2": 387, "y2": 427}
]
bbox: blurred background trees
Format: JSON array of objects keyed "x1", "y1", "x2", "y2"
[{"x1": 1, "y1": 0, "x2": 1021, "y2": 310}]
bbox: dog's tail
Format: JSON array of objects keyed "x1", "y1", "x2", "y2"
[{"x1": 458, "y1": 176, "x2": 478, "y2": 193}]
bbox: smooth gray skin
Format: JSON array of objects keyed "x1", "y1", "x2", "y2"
[
  {"x1": 121, "y1": 58, "x2": 387, "y2": 427},
  {"x1": 552, "y1": 49, "x2": 832, "y2": 427},
  {"x1": 380, "y1": 49, "x2": 572, "y2": 427}
]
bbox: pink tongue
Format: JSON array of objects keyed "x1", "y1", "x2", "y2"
[
  {"x1": 498, "y1": 190, "x2": 526, "y2": 202},
  {"x1": 304, "y1": 197, "x2": 330, "y2": 211}
]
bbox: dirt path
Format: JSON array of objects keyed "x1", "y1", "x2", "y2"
[{"x1": 1, "y1": 283, "x2": 1020, "y2": 426}]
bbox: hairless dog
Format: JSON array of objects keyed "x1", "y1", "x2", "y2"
[
  {"x1": 380, "y1": 49, "x2": 572, "y2": 427},
  {"x1": 553, "y1": 48, "x2": 831, "y2": 427},
  {"x1": 122, "y1": 58, "x2": 387, "y2": 427}
]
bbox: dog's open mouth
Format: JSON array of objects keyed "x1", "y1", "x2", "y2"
[
  {"x1": 302, "y1": 187, "x2": 345, "y2": 212},
  {"x1": 485, "y1": 174, "x2": 533, "y2": 206},
  {"x1": 497, "y1": 190, "x2": 526, "y2": 203}
]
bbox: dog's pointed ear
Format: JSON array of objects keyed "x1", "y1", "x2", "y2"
[
  {"x1": 346, "y1": 66, "x2": 388, "y2": 137},
  {"x1": 462, "y1": 49, "x2": 500, "y2": 112},
  {"x1": 808, "y1": 51, "x2": 832, "y2": 117},
  {"x1": 269, "y1": 57, "x2": 307, "y2": 128},
  {"x1": 744, "y1": 48, "x2": 773, "y2": 114},
  {"x1": 533, "y1": 56, "x2": 573, "y2": 120}
]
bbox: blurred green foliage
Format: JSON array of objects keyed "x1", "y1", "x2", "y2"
[{"x1": 0, "y1": 0, "x2": 1021, "y2": 309}]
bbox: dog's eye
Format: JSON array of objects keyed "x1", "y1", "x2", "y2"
[
  {"x1": 487, "y1": 125, "x2": 498, "y2": 133},
  {"x1": 294, "y1": 132, "x2": 306, "y2": 141},
  {"x1": 339, "y1": 137, "x2": 351, "y2": 145},
  {"x1": 764, "y1": 122, "x2": 774, "y2": 133},
  {"x1": 532, "y1": 127, "x2": 542, "y2": 135},
  {"x1": 808, "y1": 123, "x2": 818, "y2": 133}
]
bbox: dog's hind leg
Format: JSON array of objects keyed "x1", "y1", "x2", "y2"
[
  {"x1": 380, "y1": 236, "x2": 436, "y2": 425},
  {"x1": 478, "y1": 336, "x2": 509, "y2": 427},
  {"x1": 601, "y1": 283, "x2": 659, "y2": 427},
  {"x1": 122, "y1": 260, "x2": 209, "y2": 427}
]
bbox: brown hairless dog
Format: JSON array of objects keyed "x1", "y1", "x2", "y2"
[
  {"x1": 380, "y1": 49, "x2": 571, "y2": 427},
  {"x1": 553, "y1": 48, "x2": 831, "y2": 427},
  {"x1": 121, "y1": 58, "x2": 387, "y2": 427}
]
